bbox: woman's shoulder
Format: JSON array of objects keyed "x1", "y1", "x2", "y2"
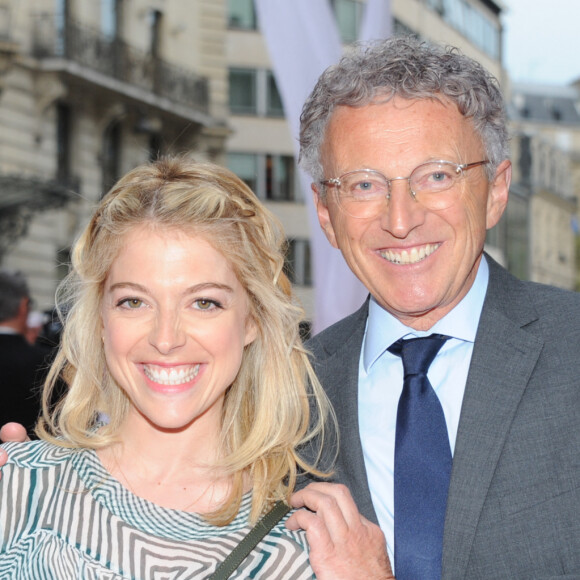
[
  {"x1": 246, "y1": 509, "x2": 313, "y2": 579},
  {"x1": 269, "y1": 508, "x2": 309, "y2": 552},
  {"x1": 1, "y1": 439, "x2": 75, "y2": 470}
]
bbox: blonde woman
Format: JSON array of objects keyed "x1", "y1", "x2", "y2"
[{"x1": 0, "y1": 157, "x2": 332, "y2": 579}]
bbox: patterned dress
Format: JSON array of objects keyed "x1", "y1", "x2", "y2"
[{"x1": 0, "y1": 440, "x2": 315, "y2": 579}]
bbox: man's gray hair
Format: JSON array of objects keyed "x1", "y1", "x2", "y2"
[
  {"x1": 299, "y1": 35, "x2": 509, "y2": 186},
  {"x1": 0, "y1": 269, "x2": 30, "y2": 322}
]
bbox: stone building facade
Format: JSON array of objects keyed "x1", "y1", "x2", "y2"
[
  {"x1": 507, "y1": 83, "x2": 580, "y2": 290},
  {"x1": 1, "y1": 0, "x2": 577, "y2": 323},
  {"x1": 0, "y1": 0, "x2": 229, "y2": 310}
]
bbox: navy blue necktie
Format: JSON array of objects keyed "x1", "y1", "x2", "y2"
[{"x1": 388, "y1": 335, "x2": 451, "y2": 580}]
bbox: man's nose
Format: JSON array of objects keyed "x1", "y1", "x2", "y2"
[{"x1": 379, "y1": 178, "x2": 426, "y2": 237}]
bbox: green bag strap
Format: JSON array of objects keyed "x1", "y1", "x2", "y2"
[{"x1": 208, "y1": 500, "x2": 291, "y2": 580}]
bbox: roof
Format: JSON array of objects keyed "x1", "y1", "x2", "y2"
[{"x1": 509, "y1": 83, "x2": 580, "y2": 125}]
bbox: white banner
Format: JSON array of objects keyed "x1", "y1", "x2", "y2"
[
  {"x1": 255, "y1": 0, "x2": 391, "y2": 334},
  {"x1": 360, "y1": 0, "x2": 392, "y2": 41}
]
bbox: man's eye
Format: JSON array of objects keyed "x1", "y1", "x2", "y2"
[
  {"x1": 350, "y1": 180, "x2": 382, "y2": 195},
  {"x1": 429, "y1": 171, "x2": 451, "y2": 182},
  {"x1": 414, "y1": 170, "x2": 455, "y2": 191}
]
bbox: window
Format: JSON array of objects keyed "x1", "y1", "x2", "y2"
[
  {"x1": 0, "y1": 6, "x2": 11, "y2": 41},
  {"x1": 229, "y1": 68, "x2": 284, "y2": 117},
  {"x1": 440, "y1": 0, "x2": 500, "y2": 59},
  {"x1": 267, "y1": 72, "x2": 284, "y2": 117},
  {"x1": 227, "y1": 153, "x2": 300, "y2": 202},
  {"x1": 55, "y1": 0, "x2": 70, "y2": 56},
  {"x1": 227, "y1": 153, "x2": 258, "y2": 194},
  {"x1": 229, "y1": 68, "x2": 257, "y2": 115},
  {"x1": 228, "y1": 0, "x2": 257, "y2": 30},
  {"x1": 149, "y1": 9, "x2": 163, "y2": 57},
  {"x1": 56, "y1": 102, "x2": 72, "y2": 182},
  {"x1": 266, "y1": 154, "x2": 295, "y2": 201},
  {"x1": 101, "y1": 0, "x2": 123, "y2": 40},
  {"x1": 331, "y1": 0, "x2": 364, "y2": 43},
  {"x1": 285, "y1": 238, "x2": 312, "y2": 286},
  {"x1": 518, "y1": 135, "x2": 532, "y2": 186},
  {"x1": 148, "y1": 133, "x2": 163, "y2": 162},
  {"x1": 505, "y1": 192, "x2": 529, "y2": 281},
  {"x1": 102, "y1": 119, "x2": 122, "y2": 195}
]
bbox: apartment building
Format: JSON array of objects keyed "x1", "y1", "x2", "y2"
[
  {"x1": 2, "y1": 0, "x2": 575, "y2": 322},
  {"x1": 507, "y1": 82, "x2": 580, "y2": 289},
  {"x1": 0, "y1": 0, "x2": 229, "y2": 309}
]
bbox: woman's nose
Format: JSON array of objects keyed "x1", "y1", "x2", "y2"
[{"x1": 148, "y1": 311, "x2": 186, "y2": 354}]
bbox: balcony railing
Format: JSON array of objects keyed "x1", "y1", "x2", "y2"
[
  {"x1": 31, "y1": 14, "x2": 209, "y2": 115},
  {"x1": 0, "y1": 173, "x2": 78, "y2": 261}
]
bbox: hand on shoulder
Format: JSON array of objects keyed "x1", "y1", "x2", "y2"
[
  {"x1": 0, "y1": 422, "x2": 29, "y2": 443},
  {"x1": 287, "y1": 482, "x2": 395, "y2": 580},
  {"x1": 0, "y1": 423, "x2": 29, "y2": 478}
]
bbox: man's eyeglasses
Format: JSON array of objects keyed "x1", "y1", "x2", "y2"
[{"x1": 321, "y1": 160, "x2": 489, "y2": 219}]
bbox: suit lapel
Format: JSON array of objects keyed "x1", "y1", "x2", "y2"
[
  {"x1": 441, "y1": 259, "x2": 543, "y2": 579},
  {"x1": 315, "y1": 301, "x2": 379, "y2": 523}
]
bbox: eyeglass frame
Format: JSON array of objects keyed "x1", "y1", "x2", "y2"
[{"x1": 320, "y1": 159, "x2": 489, "y2": 218}]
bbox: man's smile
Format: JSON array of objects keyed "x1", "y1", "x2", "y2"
[{"x1": 379, "y1": 243, "x2": 441, "y2": 265}]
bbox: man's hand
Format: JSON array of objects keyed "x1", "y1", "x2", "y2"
[
  {"x1": 287, "y1": 482, "x2": 395, "y2": 580},
  {"x1": 0, "y1": 422, "x2": 28, "y2": 481},
  {"x1": 0, "y1": 422, "x2": 29, "y2": 443}
]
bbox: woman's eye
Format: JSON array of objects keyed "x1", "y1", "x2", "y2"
[
  {"x1": 119, "y1": 298, "x2": 144, "y2": 309},
  {"x1": 194, "y1": 299, "x2": 220, "y2": 311}
]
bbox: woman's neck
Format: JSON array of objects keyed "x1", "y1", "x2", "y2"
[{"x1": 97, "y1": 417, "x2": 233, "y2": 513}]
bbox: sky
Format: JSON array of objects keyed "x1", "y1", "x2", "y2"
[{"x1": 502, "y1": 0, "x2": 580, "y2": 85}]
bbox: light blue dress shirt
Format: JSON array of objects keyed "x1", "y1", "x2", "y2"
[{"x1": 358, "y1": 257, "x2": 489, "y2": 564}]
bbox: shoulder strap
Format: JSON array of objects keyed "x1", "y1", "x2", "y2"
[{"x1": 208, "y1": 500, "x2": 291, "y2": 580}]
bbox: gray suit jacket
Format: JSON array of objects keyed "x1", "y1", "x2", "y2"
[{"x1": 306, "y1": 256, "x2": 580, "y2": 579}]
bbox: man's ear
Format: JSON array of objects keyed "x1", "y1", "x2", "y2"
[
  {"x1": 486, "y1": 160, "x2": 511, "y2": 230},
  {"x1": 313, "y1": 183, "x2": 339, "y2": 249}
]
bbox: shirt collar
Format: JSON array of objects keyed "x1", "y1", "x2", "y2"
[{"x1": 363, "y1": 255, "x2": 489, "y2": 371}]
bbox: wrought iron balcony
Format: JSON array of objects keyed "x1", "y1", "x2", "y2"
[
  {"x1": 0, "y1": 173, "x2": 78, "y2": 261},
  {"x1": 31, "y1": 14, "x2": 209, "y2": 115}
]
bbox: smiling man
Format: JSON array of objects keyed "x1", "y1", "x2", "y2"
[{"x1": 286, "y1": 36, "x2": 580, "y2": 580}]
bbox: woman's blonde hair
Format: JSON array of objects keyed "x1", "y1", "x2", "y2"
[{"x1": 38, "y1": 156, "x2": 333, "y2": 524}]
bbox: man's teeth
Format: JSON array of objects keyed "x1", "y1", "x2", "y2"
[
  {"x1": 143, "y1": 365, "x2": 199, "y2": 385},
  {"x1": 380, "y1": 243, "x2": 440, "y2": 265}
]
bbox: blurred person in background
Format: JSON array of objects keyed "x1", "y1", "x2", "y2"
[
  {"x1": 0, "y1": 270, "x2": 49, "y2": 435},
  {"x1": 24, "y1": 309, "x2": 47, "y2": 346}
]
